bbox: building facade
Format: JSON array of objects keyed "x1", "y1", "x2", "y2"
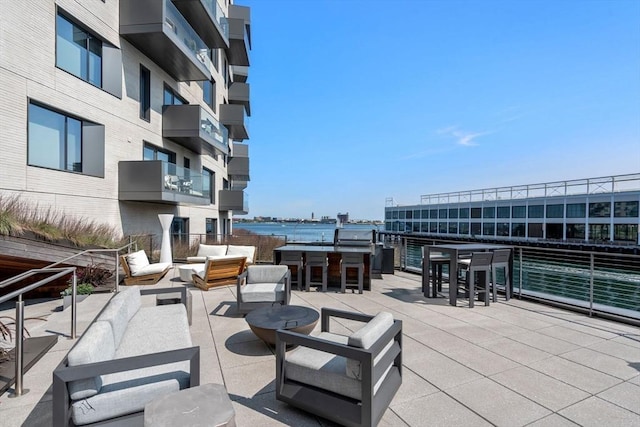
[
  {"x1": 0, "y1": 0, "x2": 250, "y2": 239},
  {"x1": 385, "y1": 175, "x2": 640, "y2": 246}
]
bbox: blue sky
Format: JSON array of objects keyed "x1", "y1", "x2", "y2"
[{"x1": 239, "y1": 0, "x2": 640, "y2": 221}]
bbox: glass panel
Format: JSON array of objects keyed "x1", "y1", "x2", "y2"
[
  {"x1": 566, "y1": 224, "x2": 585, "y2": 239},
  {"x1": 459, "y1": 208, "x2": 469, "y2": 219},
  {"x1": 162, "y1": 161, "x2": 204, "y2": 197},
  {"x1": 28, "y1": 103, "x2": 65, "y2": 170},
  {"x1": 399, "y1": 211, "x2": 405, "y2": 220},
  {"x1": 448, "y1": 208, "x2": 458, "y2": 219},
  {"x1": 200, "y1": 107, "x2": 228, "y2": 149},
  {"x1": 497, "y1": 206, "x2": 510, "y2": 218},
  {"x1": 589, "y1": 224, "x2": 610, "y2": 240},
  {"x1": 459, "y1": 222, "x2": 469, "y2": 234},
  {"x1": 439, "y1": 209, "x2": 447, "y2": 219},
  {"x1": 497, "y1": 223, "x2": 509, "y2": 236},
  {"x1": 202, "y1": 168, "x2": 212, "y2": 203},
  {"x1": 614, "y1": 201, "x2": 638, "y2": 217},
  {"x1": 483, "y1": 207, "x2": 495, "y2": 218},
  {"x1": 546, "y1": 204, "x2": 563, "y2": 218},
  {"x1": 512, "y1": 206, "x2": 526, "y2": 218},
  {"x1": 66, "y1": 117, "x2": 82, "y2": 172},
  {"x1": 614, "y1": 224, "x2": 638, "y2": 242},
  {"x1": 589, "y1": 202, "x2": 611, "y2": 217},
  {"x1": 88, "y1": 36, "x2": 102, "y2": 86},
  {"x1": 528, "y1": 223, "x2": 543, "y2": 237},
  {"x1": 405, "y1": 210, "x2": 413, "y2": 219},
  {"x1": 413, "y1": 209, "x2": 421, "y2": 219},
  {"x1": 421, "y1": 210, "x2": 429, "y2": 218},
  {"x1": 438, "y1": 222, "x2": 447, "y2": 233},
  {"x1": 528, "y1": 205, "x2": 544, "y2": 218},
  {"x1": 164, "y1": 87, "x2": 173, "y2": 105},
  {"x1": 546, "y1": 224, "x2": 563, "y2": 239},
  {"x1": 483, "y1": 223, "x2": 495, "y2": 236},
  {"x1": 471, "y1": 223, "x2": 481, "y2": 235},
  {"x1": 429, "y1": 222, "x2": 437, "y2": 232},
  {"x1": 566, "y1": 203, "x2": 586, "y2": 218},
  {"x1": 512, "y1": 223, "x2": 525, "y2": 237},
  {"x1": 165, "y1": 0, "x2": 211, "y2": 70},
  {"x1": 448, "y1": 222, "x2": 457, "y2": 234},
  {"x1": 56, "y1": 14, "x2": 87, "y2": 80},
  {"x1": 143, "y1": 144, "x2": 155, "y2": 160},
  {"x1": 429, "y1": 209, "x2": 438, "y2": 219}
]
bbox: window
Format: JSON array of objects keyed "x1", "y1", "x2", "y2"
[
  {"x1": 458, "y1": 222, "x2": 469, "y2": 235},
  {"x1": 163, "y1": 84, "x2": 187, "y2": 105},
  {"x1": 459, "y1": 208, "x2": 469, "y2": 219},
  {"x1": 438, "y1": 209, "x2": 448, "y2": 219},
  {"x1": 405, "y1": 210, "x2": 413, "y2": 220},
  {"x1": 171, "y1": 217, "x2": 189, "y2": 246},
  {"x1": 56, "y1": 13, "x2": 101, "y2": 86},
  {"x1": 421, "y1": 222, "x2": 429, "y2": 233},
  {"x1": 471, "y1": 223, "x2": 481, "y2": 235},
  {"x1": 412, "y1": 222, "x2": 420, "y2": 233},
  {"x1": 512, "y1": 206, "x2": 526, "y2": 218},
  {"x1": 546, "y1": 204, "x2": 564, "y2": 218},
  {"x1": 589, "y1": 202, "x2": 611, "y2": 218},
  {"x1": 483, "y1": 223, "x2": 495, "y2": 236},
  {"x1": 483, "y1": 207, "x2": 495, "y2": 218},
  {"x1": 391, "y1": 210, "x2": 398, "y2": 220},
  {"x1": 429, "y1": 209, "x2": 438, "y2": 219},
  {"x1": 546, "y1": 224, "x2": 563, "y2": 239},
  {"x1": 143, "y1": 142, "x2": 176, "y2": 164},
  {"x1": 413, "y1": 209, "x2": 421, "y2": 219},
  {"x1": 614, "y1": 201, "x2": 639, "y2": 217},
  {"x1": 471, "y1": 208, "x2": 482, "y2": 218},
  {"x1": 223, "y1": 57, "x2": 229, "y2": 87},
  {"x1": 139, "y1": 65, "x2": 150, "y2": 121},
  {"x1": 28, "y1": 101, "x2": 104, "y2": 177},
  {"x1": 449, "y1": 208, "x2": 458, "y2": 219},
  {"x1": 566, "y1": 203, "x2": 586, "y2": 218},
  {"x1": 511, "y1": 223, "x2": 525, "y2": 237},
  {"x1": 566, "y1": 224, "x2": 585, "y2": 240},
  {"x1": 497, "y1": 223, "x2": 510, "y2": 236},
  {"x1": 202, "y1": 167, "x2": 215, "y2": 204},
  {"x1": 589, "y1": 224, "x2": 610, "y2": 241},
  {"x1": 211, "y1": 49, "x2": 219, "y2": 71},
  {"x1": 429, "y1": 222, "x2": 437, "y2": 232},
  {"x1": 438, "y1": 222, "x2": 447, "y2": 233},
  {"x1": 385, "y1": 211, "x2": 392, "y2": 220},
  {"x1": 421, "y1": 210, "x2": 429, "y2": 219},
  {"x1": 399, "y1": 211, "x2": 406, "y2": 220},
  {"x1": 528, "y1": 205, "x2": 544, "y2": 218},
  {"x1": 497, "y1": 206, "x2": 510, "y2": 218},
  {"x1": 206, "y1": 218, "x2": 218, "y2": 239},
  {"x1": 448, "y1": 222, "x2": 458, "y2": 234},
  {"x1": 203, "y1": 79, "x2": 216, "y2": 112},
  {"x1": 528, "y1": 223, "x2": 543, "y2": 238},
  {"x1": 614, "y1": 224, "x2": 638, "y2": 242}
]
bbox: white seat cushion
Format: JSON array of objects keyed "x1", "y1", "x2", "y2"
[
  {"x1": 226, "y1": 245, "x2": 256, "y2": 264},
  {"x1": 132, "y1": 262, "x2": 170, "y2": 277},
  {"x1": 196, "y1": 244, "x2": 228, "y2": 257},
  {"x1": 126, "y1": 251, "x2": 150, "y2": 275}
]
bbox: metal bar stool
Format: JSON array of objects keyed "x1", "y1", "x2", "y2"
[
  {"x1": 490, "y1": 249, "x2": 511, "y2": 302},
  {"x1": 458, "y1": 252, "x2": 493, "y2": 308},
  {"x1": 305, "y1": 252, "x2": 328, "y2": 292},
  {"x1": 279, "y1": 251, "x2": 304, "y2": 291},
  {"x1": 340, "y1": 252, "x2": 364, "y2": 294}
]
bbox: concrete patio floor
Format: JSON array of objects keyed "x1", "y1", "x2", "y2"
[{"x1": 1, "y1": 267, "x2": 639, "y2": 426}]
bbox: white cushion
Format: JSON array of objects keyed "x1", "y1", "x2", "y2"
[
  {"x1": 226, "y1": 245, "x2": 256, "y2": 264},
  {"x1": 125, "y1": 251, "x2": 150, "y2": 275},
  {"x1": 132, "y1": 262, "x2": 170, "y2": 277},
  {"x1": 196, "y1": 244, "x2": 228, "y2": 257}
]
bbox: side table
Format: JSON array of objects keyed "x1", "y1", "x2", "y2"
[{"x1": 144, "y1": 383, "x2": 235, "y2": 426}]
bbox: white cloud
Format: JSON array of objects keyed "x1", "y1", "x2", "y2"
[{"x1": 438, "y1": 125, "x2": 489, "y2": 146}]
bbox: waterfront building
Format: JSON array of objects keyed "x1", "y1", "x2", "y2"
[
  {"x1": 0, "y1": 0, "x2": 251, "y2": 239},
  {"x1": 385, "y1": 174, "x2": 640, "y2": 247}
]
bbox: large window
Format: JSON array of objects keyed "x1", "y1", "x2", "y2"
[
  {"x1": 589, "y1": 224, "x2": 610, "y2": 241},
  {"x1": 614, "y1": 201, "x2": 639, "y2": 218},
  {"x1": 203, "y1": 79, "x2": 216, "y2": 112},
  {"x1": 528, "y1": 223, "x2": 543, "y2": 238},
  {"x1": 483, "y1": 207, "x2": 495, "y2": 218},
  {"x1": 143, "y1": 142, "x2": 176, "y2": 164},
  {"x1": 566, "y1": 224, "x2": 585, "y2": 240},
  {"x1": 566, "y1": 203, "x2": 586, "y2": 218},
  {"x1": 140, "y1": 65, "x2": 150, "y2": 121},
  {"x1": 497, "y1": 223, "x2": 510, "y2": 236},
  {"x1": 202, "y1": 167, "x2": 215, "y2": 204},
  {"x1": 497, "y1": 206, "x2": 510, "y2": 218},
  {"x1": 163, "y1": 84, "x2": 187, "y2": 105},
  {"x1": 511, "y1": 223, "x2": 525, "y2": 237},
  {"x1": 448, "y1": 208, "x2": 458, "y2": 219},
  {"x1": 546, "y1": 204, "x2": 564, "y2": 218},
  {"x1": 459, "y1": 208, "x2": 469, "y2": 219},
  {"x1": 512, "y1": 206, "x2": 526, "y2": 218},
  {"x1": 528, "y1": 205, "x2": 544, "y2": 218},
  {"x1": 56, "y1": 13, "x2": 101, "y2": 86},
  {"x1": 28, "y1": 102, "x2": 104, "y2": 177},
  {"x1": 471, "y1": 208, "x2": 482, "y2": 219},
  {"x1": 438, "y1": 209, "x2": 448, "y2": 219},
  {"x1": 589, "y1": 202, "x2": 611, "y2": 218},
  {"x1": 614, "y1": 224, "x2": 638, "y2": 242}
]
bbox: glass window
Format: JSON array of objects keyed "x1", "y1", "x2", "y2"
[
  {"x1": 614, "y1": 201, "x2": 639, "y2": 217},
  {"x1": 471, "y1": 222, "x2": 481, "y2": 235},
  {"x1": 391, "y1": 210, "x2": 398, "y2": 220},
  {"x1": 614, "y1": 224, "x2": 638, "y2": 242},
  {"x1": 412, "y1": 222, "x2": 420, "y2": 233},
  {"x1": 139, "y1": 65, "x2": 150, "y2": 121},
  {"x1": 589, "y1": 224, "x2": 610, "y2": 241},
  {"x1": 528, "y1": 205, "x2": 544, "y2": 218},
  {"x1": 206, "y1": 218, "x2": 217, "y2": 238},
  {"x1": 421, "y1": 221, "x2": 429, "y2": 233},
  {"x1": 438, "y1": 222, "x2": 447, "y2": 233},
  {"x1": 497, "y1": 223, "x2": 509, "y2": 236},
  {"x1": 566, "y1": 224, "x2": 585, "y2": 240},
  {"x1": 483, "y1": 207, "x2": 495, "y2": 218},
  {"x1": 202, "y1": 167, "x2": 214, "y2": 204},
  {"x1": 511, "y1": 223, "x2": 525, "y2": 237},
  {"x1": 438, "y1": 209, "x2": 448, "y2": 219},
  {"x1": 471, "y1": 208, "x2": 482, "y2": 218},
  {"x1": 449, "y1": 208, "x2": 458, "y2": 219},
  {"x1": 163, "y1": 84, "x2": 186, "y2": 105},
  {"x1": 429, "y1": 222, "x2": 437, "y2": 232},
  {"x1": 459, "y1": 208, "x2": 469, "y2": 219},
  {"x1": 405, "y1": 210, "x2": 412, "y2": 219},
  {"x1": 56, "y1": 13, "x2": 102, "y2": 87},
  {"x1": 512, "y1": 206, "x2": 526, "y2": 218},
  {"x1": 546, "y1": 204, "x2": 564, "y2": 218},
  {"x1": 413, "y1": 209, "x2": 421, "y2": 219},
  {"x1": 28, "y1": 102, "x2": 83, "y2": 172},
  {"x1": 429, "y1": 209, "x2": 438, "y2": 219},
  {"x1": 203, "y1": 79, "x2": 216, "y2": 112},
  {"x1": 482, "y1": 223, "x2": 495, "y2": 236},
  {"x1": 528, "y1": 223, "x2": 543, "y2": 237},
  {"x1": 458, "y1": 222, "x2": 469, "y2": 235},
  {"x1": 589, "y1": 202, "x2": 611, "y2": 218},
  {"x1": 385, "y1": 210, "x2": 392, "y2": 220},
  {"x1": 546, "y1": 223, "x2": 563, "y2": 239},
  {"x1": 143, "y1": 142, "x2": 176, "y2": 164},
  {"x1": 210, "y1": 49, "x2": 219, "y2": 71},
  {"x1": 566, "y1": 203, "x2": 586, "y2": 218},
  {"x1": 448, "y1": 222, "x2": 458, "y2": 234},
  {"x1": 497, "y1": 206, "x2": 510, "y2": 218},
  {"x1": 421, "y1": 209, "x2": 429, "y2": 219},
  {"x1": 399, "y1": 210, "x2": 406, "y2": 220}
]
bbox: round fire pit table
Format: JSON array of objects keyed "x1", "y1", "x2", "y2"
[{"x1": 245, "y1": 305, "x2": 319, "y2": 345}]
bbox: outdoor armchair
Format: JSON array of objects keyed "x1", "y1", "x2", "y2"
[
  {"x1": 236, "y1": 265, "x2": 291, "y2": 314},
  {"x1": 120, "y1": 250, "x2": 170, "y2": 286},
  {"x1": 192, "y1": 256, "x2": 247, "y2": 290}
]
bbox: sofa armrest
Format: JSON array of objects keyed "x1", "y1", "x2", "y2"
[
  {"x1": 320, "y1": 307, "x2": 376, "y2": 332},
  {"x1": 53, "y1": 346, "x2": 200, "y2": 427},
  {"x1": 140, "y1": 286, "x2": 188, "y2": 305},
  {"x1": 283, "y1": 270, "x2": 291, "y2": 305}
]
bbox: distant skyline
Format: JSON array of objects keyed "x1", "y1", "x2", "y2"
[{"x1": 239, "y1": 0, "x2": 640, "y2": 221}]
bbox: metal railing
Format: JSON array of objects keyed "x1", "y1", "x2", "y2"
[
  {"x1": 381, "y1": 233, "x2": 640, "y2": 323},
  {"x1": 0, "y1": 242, "x2": 137, "y2": 397}
]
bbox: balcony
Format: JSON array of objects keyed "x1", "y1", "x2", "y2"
[
  {"x1": 218, "y1": 189, "x2": 248, "y2": 214},
  {"x1": 118, "y1": 160, "x2": 209, "y2": 205},
  {"x1": 230, "y1": 65, "x2": 248, "y2": 83},
  {"x1": 228, "y1": 82, "x2": 250, "y2": 116},
  {"x1": 219, "y1": 103, "x2": 249, "y2": 141},
  {"x1": 228, "y1": 142, "x2": 250, "y2": 183},
  {"x1": 120, "y1": 0, "x2": 211, "y2": 81},
  {"x1": 226, "y1": 4, "x2": 250, "y2": 66},
  {"x1": 163, "y1": 104, "x2": 229, "y2": 156},
  {"x1": 172, "y1": 0, "x2": 229, "y2": 49}
]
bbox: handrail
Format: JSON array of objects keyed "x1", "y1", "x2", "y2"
[{"x1": 0, "y1": 240, "x2": 139, "y2": 398}]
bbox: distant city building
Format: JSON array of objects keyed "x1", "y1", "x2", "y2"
[
  {"x1": 0, "y1": 0, "x2": 252, "y2": 238},
  {"x1": 385, "y1": 174, "x2": 640, "y2": 246},
  {"x1": 337, "y1": 212, "x2": 349, "y2": 225}
]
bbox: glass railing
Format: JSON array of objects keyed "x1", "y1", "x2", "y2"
[
  {"x1": 162, "y1": 161, "x2": 205, "y2": 198},
  {"x1": 200, "y1": 107, "x2": 229, "y2": 151},
  {"x1": 205, "y1": 0, "x2": 229, "y2": 40},
  {"x1": 164, "y1": 0, "x2": 211, "y2": 70}
]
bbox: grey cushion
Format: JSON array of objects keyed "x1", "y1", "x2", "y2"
[
  {"x1": 240, "y1": 282, "x2": 285, "y2": 303},
  {"x1": 67, "y1": 321, "x2": 115, "y2": 400},
  {"x1": 246, "y1": 265, "x2": 288, "y2": 284},
  {"x1": 346, "y1": 312, "x2": 394, "y2": 380}
]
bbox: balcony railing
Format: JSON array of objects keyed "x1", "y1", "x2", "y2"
[
  {"x1": 219, "y1": 103, "x2": 249, "y2": 141},
  {"x1": 219, "y1": 189, "x2": 248, "y2": 214},
  {"x1": 120, "y1": 0, "x2": 212, "y2": 81},
  {"x1": 228, "y1": 82, "x2": 250, "y2": 115},
  {"x1": 228, "y1": 142, "x2": 250, "y2": 182},
  {"x1": 226, "y1": 5, "x2": 250, "y2": 66},
  {"x1": 172, "y1": 0, "x2": 229, "y2": 49},
  {"x1": 118, "y1": 160, "x2": 209, "y2": 205},
  {"x1": 163, "y1": 104, "x2": 229, "y2": 155}
]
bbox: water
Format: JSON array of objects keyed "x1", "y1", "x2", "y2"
[{"x1": 234, "y1": 222, "x2": 382, "y2": 243}]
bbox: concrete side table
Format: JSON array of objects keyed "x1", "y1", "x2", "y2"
[
  {"x1": 178, "y1": 264, "x2": 203, "y2": 282},
  {"x1": 144, "y1": 383, "x2": 235, "y2": 427},
  {"x1": 156, "y1": 291, "x2": 193, "y2": 325}
]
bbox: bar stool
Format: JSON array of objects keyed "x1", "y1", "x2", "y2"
[
  {"x1": 458, "y1": 252, "x2": 493, "y2": 308},
  {"x1": 490, "y1": 249, "x2": 511, "y2": 302},
  {"x1": 279, "y1": 251, "x2": 304, "y2": 291},
  {"x1": 341, "y1": 252, "x2": 364, "y2": 294},
  {"x1": 305, "y1": 252, "x2": 328, "y2": 292}
]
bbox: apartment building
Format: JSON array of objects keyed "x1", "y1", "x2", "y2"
[
  {"x1": 385, "y1": 174, "x2": 640, "y2": 246},
  {"x1": 0, "y1": 0, "x2": 250, "y2": 239}
]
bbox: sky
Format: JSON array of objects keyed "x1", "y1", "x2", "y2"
[{"x1": 237, "y1": 0, "x2": 640, "y2": 221}]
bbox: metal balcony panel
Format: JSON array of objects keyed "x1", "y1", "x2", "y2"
[
  {"x1": 120, "y1": 0, "x2": 212, "y2": 81},
  {"x1": 219, "y1": 104, "x2": 249, "y2": 141},
  {"x1": 227, "y1": 18, "x2": 250, "y2": 66},
  {"x1": 230, "y1": 65, "x2": 248, "y2": 83},
  {"x1": 228, "y1": 156, "x2": 249, "y2": 181},
  {"x1": 118, "y1": 160, "x2": 209, "y2": 205},
  {"x1": 218, "y1": 189, "x2": 248, "y2": 214},
  {"x1": 163, "y1": 104, "x2": 229, "y2": 155},
  {"x1": 228, "y1": 82, "x2": 250, "y2": 116},
  {"x1": 172, "y1": 0, "x2": 229, "y2": 49}
]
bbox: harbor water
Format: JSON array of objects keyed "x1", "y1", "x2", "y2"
[{"x1": 234, "y1": 222, "x2": 382, "y2": 243}]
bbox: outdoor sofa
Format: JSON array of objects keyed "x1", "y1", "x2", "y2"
[
  {"x1": 186, "y1": 244, "x2": 256, "y2": 265},
  {"x1": 52, "y1": 286, "x2": 199, "y2": 426}
]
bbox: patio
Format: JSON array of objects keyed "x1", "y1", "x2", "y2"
[{"x1": 1, "y1": 267, "x2": 639, "y2": 426}]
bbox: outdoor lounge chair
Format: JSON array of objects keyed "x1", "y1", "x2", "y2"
[
  {"x1": 236, "y1": 265, "x2": 291, "y2": 314},
  {"x1": 191, "y1": 256, "x2": 246, "y2": 291},
  {"x1": 276, "y1": 308, "x2": 402, "y2": 427},
  {"x1": 120, "y1": 250, "x2": 171, "y2": 286}
]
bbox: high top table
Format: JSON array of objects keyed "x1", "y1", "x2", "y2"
[
  {"x1": 274, "y1": 245, "x2": 373, "y2": 290},
  {"x1": 422, "y1": 243, "x2": 513, "y2": 306}
]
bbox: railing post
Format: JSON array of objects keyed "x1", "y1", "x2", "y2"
[
  {"x1": 10, "y1": 295, "x2": 28, "y2": 397},
  {"x1": 115, "y1": 251, "x2": 120, "y2": 294},
  {"x1": 518, "y1": 247, "x2": 523, "y2": 298},
  {"x1": 589, "y1": 253, "x2": 594, "y2": 317},
  {"x1": 70, "y1": 270, "x2": 77, "y2": 339}
]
